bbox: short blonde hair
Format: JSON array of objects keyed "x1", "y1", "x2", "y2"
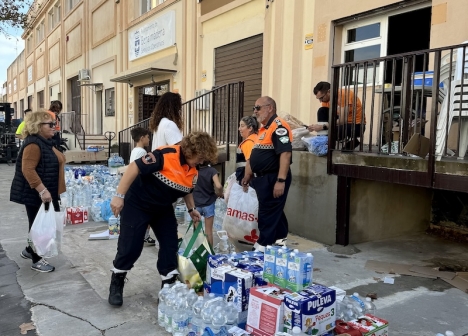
[
  {"x1": 180, "y1": 131, "x2": 218, "y2": 164},
  {"x1": 23, "y1": 111, "x2": 53, "y2": 137}
]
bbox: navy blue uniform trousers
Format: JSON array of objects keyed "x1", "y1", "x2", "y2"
[
  {"x1": 113, "y1": 202, "x2": 178, "y2": 276},
  {"x1": 251, "y1": 171, "x2": 291, "y2": 246}
]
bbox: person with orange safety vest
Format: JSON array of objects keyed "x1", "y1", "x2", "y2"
[
  {"x1": 236, "y1": 115, "x2": 259, "y2": 182},
  {"x1": 241, "y1": 96, "x2": 293, "y2": 252},
  {"x1": 107, "y1": 132, "x2": 219, "y2": 307}
]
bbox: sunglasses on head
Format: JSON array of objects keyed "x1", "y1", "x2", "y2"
[
  {"x1": 253, "y1": 104, "x2": 270, "y2": 112},
  {"x1": 41, "y1": 122, "x2": 57, "y2": 128}
]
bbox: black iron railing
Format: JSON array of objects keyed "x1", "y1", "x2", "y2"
[
  {"x1": 119, "y1": 82, "x2": 244, "y2": 164},
  {"x1": 328, "y1": 42, "x2": 468, "y2": 172}
]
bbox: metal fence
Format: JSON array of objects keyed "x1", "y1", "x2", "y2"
[
  {"x1": 328, "y1": 42, "x2": 468, "y2": 164},
  {"x1": 119, "y1": 82, "x2": 244, "y2": 164}
]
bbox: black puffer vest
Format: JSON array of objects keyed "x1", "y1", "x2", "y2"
[{"x1": 10, "y1": 135, "x2": 60, "y2": 207}]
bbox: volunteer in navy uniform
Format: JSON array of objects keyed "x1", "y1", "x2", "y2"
[
  {"x1": 241, "y1": 96, "x2": 292, "y2": 252},
  {"x1": 107, "y1": 132, "x2": 218, "y2": 306}
]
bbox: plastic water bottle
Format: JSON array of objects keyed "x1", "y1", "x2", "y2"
[
  {"x1": 158, "y1": 284, "x2": 171, "y2": 327},
  {"x1": 349, "y1": 292, "x2": 366, "y2": 310},
  {"x1": 344, "y1": 304, "x2": 356, "y2": 321},
  {"x1": 201, "y1": 297, "x2": 221, "y2": 330},
  {"x1": 214, "y1": 231, "x2": 232, "y2": 254},
  {"x1": 190, "y1": 297, "x2": 205, "y2": 336},
  {"x1": 225, "y1": 302, "x2": 238, "y2": 327},
  {"x1": 108, "y1": 153, "x2": 124, "y2": 175},
  {"x1": 172, "y1": 301, "x2": 189, "y2": 335},
  {"x1": 445, "y1": 332, "x2": 455, "y2": 336},
  {"x1": 292, "y1": 326, "x2": 306, "y2": 335},
  {"x1": 364, "y1": 297, "x2": 376, "y2": 315},
  {"x1": 164, "y1": 293, "x2": 176, "y2": 332},
  {"x1": 175, "y1": 199, "x2": 187, "y2": 226},
  {"x1": 211, "y1": 306, "x2": 227, "y2": 333}
]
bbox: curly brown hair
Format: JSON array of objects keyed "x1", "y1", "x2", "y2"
[
  {"x1": 180, "y1": 132, "x2": 218, "y2": 164},
  {"x1": 149, "y1": 92, "x2": 183, "y2": 132}
]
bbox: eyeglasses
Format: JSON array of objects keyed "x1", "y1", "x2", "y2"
[
  {"x1": 316, "y1": 91, "x2": 328, "y2": 102},
  {"x1": 41, "y1": 122, "x2": 57, "y2": 128},
  {"x1": 253, "y1": 104, "x2": 270, "y2": 112}
]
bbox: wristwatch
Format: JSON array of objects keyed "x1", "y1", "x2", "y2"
[
  {"x1": 277, "y1": 178, "x2": 286, "y2": 183},
  {"x1": 188, "y1": 208, "x2": 196, "y2": 213}
]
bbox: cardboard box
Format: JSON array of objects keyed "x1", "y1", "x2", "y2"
[
  {"x1": 66, "y1": 207, "x2": 89, "y2": 225},
  {"x1": 347, "y1": 314, "x2": 389, "y2": 336},
  {"x1": 283, "y1": 284, "x2": 336, "y2": 335},
  {"x1": 206, "y1": 254, "x2": 230, "y2": 285},
  {"x1": 210, "y1": 265, "x2": 235, "y2": 295},
  {"x1": 224, "y1": 269, "x2": 254, "y2": 312},
  {"x1": 403, "y1": 133, "x2": 430, "y2": 158},
  {"x1": 246, "y1": 286, "x2": 289, "y2": 336}
]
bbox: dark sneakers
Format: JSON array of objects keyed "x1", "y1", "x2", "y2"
[
  {"x1": 108, "y1": 272, "x2": 127, "y2": 306},
  {"x1": 143, "y1": 236, "x2": 156, "y2": 246}
]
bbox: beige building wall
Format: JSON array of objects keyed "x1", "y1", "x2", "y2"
[{"x1": 198, "y1": 0, "x2": 264, "y2": 91}]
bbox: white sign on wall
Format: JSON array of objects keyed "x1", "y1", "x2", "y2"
[
  {"x1": 28, "y1": 65, "x2": 33, "y2": 82},
  {"x1": 128, "y1": 10, "x2": 175, "y2": 61}
]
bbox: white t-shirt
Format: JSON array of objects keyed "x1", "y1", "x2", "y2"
[
  {"x1": 151, "y1": 117, "x2": 183, "y2": 150},
  {"x1": 129, "y1": 147, "x2": 147, "y2": 163}
]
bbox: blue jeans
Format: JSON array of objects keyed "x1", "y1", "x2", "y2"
[{"x1": 196, "y1": 202, "x2": 215, "y2": 219}]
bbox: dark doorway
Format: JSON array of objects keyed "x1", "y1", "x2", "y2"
[
  {"x1": 137, "y1": 82, "x2": 169, "y2": 122},
  {"x1": 70, "y1": 76, "x2": 82, "y2": 134},
  {"x1": 385, "y1": 7, "x2": 432, "y2": 85}
]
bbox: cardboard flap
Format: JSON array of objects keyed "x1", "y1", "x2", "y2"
[{"x1": 403, "y1": 134, "x2": 430, "y2": 158}]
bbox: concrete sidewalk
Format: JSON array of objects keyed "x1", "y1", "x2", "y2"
[{"x1": 1, "y1": 164, "x2": 468, "y2": 336}]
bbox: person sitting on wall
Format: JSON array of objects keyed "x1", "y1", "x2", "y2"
[{"x1": 308, "y1": 81, "x2": 365, "y2": 149}]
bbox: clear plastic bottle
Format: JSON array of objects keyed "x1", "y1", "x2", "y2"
[
  {"x1": 190, "y1": 297, "x2": 205, "y2": 336},
  {"x1": 344, "y1": 304, "x2": 355, "y2": 321},
  {"x1": 364, "y1": 297, "x2": 376, "y2": 315},
  {"x1": 158, "y1": 284, "x2": 171, "y2": 327},
  {"x1": 201, "y1": 297, "x2": 221, "y2": 331},
  {"x1": 214, "y1": 231, "x2": 232, "y2": 254},
  {"x1": 184, "y1": 288, "x2": 198, "y2": 326},
  {"x1": 225, "y1": 301, "x2": 238, "y2": 327},
  {"x1": 175, "y1": 198, "x2": 187, "y2": 226},
  {"x1": 445, "y1": 332, "x2": 455, "y2": 336},
  {"x1": 211, "y1": 306, "x2": 227, "y2": 333},
  {"x1": 164, "y1": 293, "x2": 176, "y2": 333},
  {"x1": 172, "y1": 301, "x2": 188, "y2": 335},
  {"x1": 349, "y1": 292, "x2": 366, "y2": 310}
]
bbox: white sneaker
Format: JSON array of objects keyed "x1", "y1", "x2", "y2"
[
  {"x1": 274, "y1": 238, "x2": 287, "y2": 247},
  {"x1": 31, "y1": 259, "x2": 55, "y2": 273}
]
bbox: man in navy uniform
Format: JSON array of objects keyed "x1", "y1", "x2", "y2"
[{"x1": 241, "y1": 96, "x2": 292, "y2": 252}]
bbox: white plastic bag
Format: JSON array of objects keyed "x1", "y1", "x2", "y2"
[
  {"x1": 223, "y1": 172, "x2": 237, "y2": 204},
  {"x1": 29, "y1": 203, "x2": 61, "y2": 258},
  {"x1": 222, "y1": 183, "x2": 259, "y2": 251}
]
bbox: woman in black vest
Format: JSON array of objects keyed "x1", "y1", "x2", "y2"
[{"x1": 10, "y1": 111, "x2": 66, "y2": 273}]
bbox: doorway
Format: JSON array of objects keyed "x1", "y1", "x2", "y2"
[
  {"x1": 385, "y1": 7, "x2": 432, "y2": 85},
  {"x1": 95, "y1": 90, "x2": 103, "y2": 135},
  {"x1": 70, "y1": 76, "x2": 82, "y2": 134},
  {"x1": 137, "y1": 81, "x2": 169, "y2": 122}
]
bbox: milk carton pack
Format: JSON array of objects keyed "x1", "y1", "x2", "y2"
[
  {"x1": 286, "y1": 252, "x2": 313, "y2": 292},
  {"x1": 210, "y1": 264, "x2": 235, "y2": 295},
  {"x1": 224, "y1": 269, "x2": 254, "y2": 312},
  {"x1": 263, "y1": 245, "x2": 279, "y2": 284},
  {"x1": 274, "y1": 248, "x2": 291, "y2": 288},
  {"x1": 206, "y1": 254, "x2": 229, "y2": 285},
  {"x1": 347, "y1": 314, "x2": 389, "y2": 336},
  {"x1": 283, "y1": 284, "x2": 336, "y2": 335}
]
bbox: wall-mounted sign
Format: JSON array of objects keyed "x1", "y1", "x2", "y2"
[
  {"x1": 128, "y1": 10, "x2": 176, "y2": 61},
  {"x1": 27, "y1": 65, "x2": 33, "y2": 82},
  {"x1": 304, "y1": 33, "x2": 314, "y2": 50},
  {"x1": 201, "y1": 70, "x2": 207, "y2": 82}
]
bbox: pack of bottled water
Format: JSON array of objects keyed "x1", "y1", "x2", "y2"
[
  {"x1": 108, "y1": 153, "x2": 125, "y2": 175},
  {"x1": 157, "y1": 282, "x2": 238, "y2": 336},
  {"x1": 63, "y1": 165, "x2": 121, "y2": 222}
]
